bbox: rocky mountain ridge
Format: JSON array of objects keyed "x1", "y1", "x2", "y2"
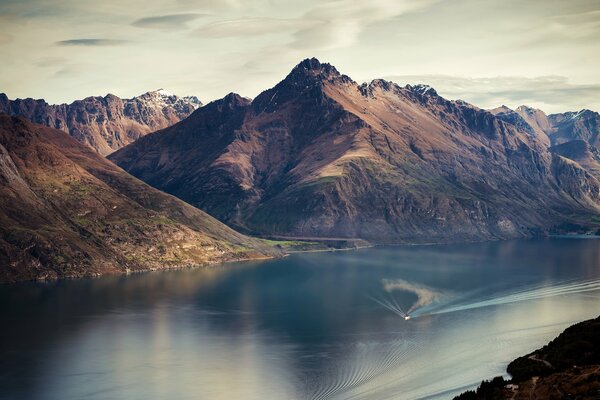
[
  {"x1": 109, "y1": 58, "x2": 600, "y2": 243},
  {"x1": 0, "y1": 90, "x2": 201, "y2": 155}
]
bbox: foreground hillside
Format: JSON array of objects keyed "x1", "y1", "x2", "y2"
[
  {"x1": 0, "y1": 114, "x2": 274, "y2": 283},
  {"x1": 110, "y1": 58, "x2": 600, "y2": 243},
  {"x1": 454, "y1": 315, "x2": 600, "y2": 399},
  {"x1": 0, "y1": 90, "x2": 201, "y2": 155}
]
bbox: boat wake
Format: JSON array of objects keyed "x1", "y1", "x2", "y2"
[
  {"x1": 422, "y1": 278, "x2": 600, "y2": 316},
  {"x1": 305, "y1": 337, "x2": 422, "y2": 400},
  {"x1": 369, "y1": 277, "x2": 600, "y2": 320}
]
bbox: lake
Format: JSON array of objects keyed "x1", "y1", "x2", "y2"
[{"x1": 1, "y1": 238, "x2": 599, "y2": 400}]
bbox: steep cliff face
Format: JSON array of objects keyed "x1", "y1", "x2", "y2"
[
  {"x1": 550, "y1": 140, "x2": 600, "y2": 179},
  {"x1": 110, "y1": 58, "x2": 600, "y2": 243},
  {"x1": 0, "y1": 90, "x2": 201, "y2": 155},
  {"x1": 0, "y1": 114, "x2": 273, "y2": 283}
]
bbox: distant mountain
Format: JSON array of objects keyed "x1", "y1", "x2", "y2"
[
  {"x1": 0, "y1": 114, "x2": 272, "y2": 283},
  {"x1": 109, "y1": 58, "x2": 600, "y2": 243},
  {"x1": 491, "y1": 105, "x2": 600, "y2": 180},
  {"x1": 0, "y1": 90, "x2": 202, "y2": 155},
  {"x1": 491, "y1": 105, "x2": 600, "y2": 151},
  {"x1": 548, "y1": 109, "x2": 600, "y2": 149}
]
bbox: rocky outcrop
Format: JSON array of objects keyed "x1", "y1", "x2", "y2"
[
  {"x1": 0, "y1": 90, "x2": 201, "y2": 155},
  {"x1": 454, "y1": 315, "x2": 600, "y2": 400},
  {"x1": 0, "y1": 114, "x2": 273, "y2": 283},
  {"x1": 110, "y1": 58, "x2": 600, "y2": 243}
]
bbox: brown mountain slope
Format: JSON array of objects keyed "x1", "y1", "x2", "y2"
[
  {"x1": 0, "y1": 114, "x2": 273, "y2": 283},
  {"x1": 110, "y1": 58, "x2": 600, "y2": 243},
  {"x1": 0, "y1": 90, "x2": 201, "y2": 155}
]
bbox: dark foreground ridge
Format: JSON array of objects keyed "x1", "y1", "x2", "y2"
[{"x1": 454, "y1": 315, "x2": 600, "y2": 399}]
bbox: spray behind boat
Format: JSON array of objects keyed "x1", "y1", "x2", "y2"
[{"x1": 370, "y1": 278, "x2": 443, "y2": 320}]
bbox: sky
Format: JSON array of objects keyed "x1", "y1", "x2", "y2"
[{"x1": 0, "y1": 0, "x2": 599, "y2": 113}]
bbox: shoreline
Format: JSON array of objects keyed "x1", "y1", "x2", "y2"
[{"x1": 5, "y1": 234, "x2": 600, "y2": 285}]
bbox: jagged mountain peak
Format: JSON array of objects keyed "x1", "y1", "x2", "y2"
[
  {"x1": 291, "y1": 57, "x2": 339, "y2": 76},
  {"x1": 358, "y1": 79, "x2": 402, "y2": 97},
  {"x1": 283, "y1": 58, "x2": 355, "y2": 86},
  {"x1": 409, "y1": 84, "x2": 438, "y2": 96},
  {"x1": 155, "y1": 88, "x2": 175, "y2": 97},
  {"x1": 210, "y1": 92, "x2": 251, "y2": 111},
  {"x1": 516, "y1": 105, "x2": 542, "y2": 114}
]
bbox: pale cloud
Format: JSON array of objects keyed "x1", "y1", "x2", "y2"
[
  {"x1": 0, "y1": 33, "x2": 12, "y2": 45},
  {"x1": 291, "y1": 0, "x2": 438, "y2": 50},
  {"x1": 0, "y1": 0, "x2": 598, "y2": 113},
  {"x1": 132, "y1": 14, "x2": 208, "y2": 30},
  {"x1": 195, "y1": 18, "x2": 307, "y2": 38}
]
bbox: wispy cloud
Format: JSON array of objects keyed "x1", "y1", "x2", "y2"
[
  {"x1": 291, "y1": 0, "x2": 439, "y2": 50},
  {"x1": 193, "y1": 0, "x2": 437, "y2": 49},
  {"x1": 382, "y1": 74, "x2": 600, "y2": 113},
  {"x1": 56, "y1": 39, "x2": 129, "y2": 47},
  {"x1": 132, "y1": 13, "x2": 208, "y2": 30},
  {"x1": 195, "y1": 17, "x2": 308, "y2": 38},
  {"x1": 33, "y1": 56, "x2": 67, "y2": 67}
]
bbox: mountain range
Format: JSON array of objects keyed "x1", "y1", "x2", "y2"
[
  {"x1": 0, "y1": 90, "x2": 201, "y2": 155},
  {"x1": 490, "y1": 105, "x2": 600, "y2": 150},
  {"x1": 0, "y1": 114, "x2": 272, "y2": 283},
  {"x1": 108, "y1": 58, "x2": 600, "y2": 244},
  {"x1": 2, "y1": 57, "x2": 600, "y2": 282}
]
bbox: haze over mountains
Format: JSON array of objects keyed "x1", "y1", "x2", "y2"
[
  {"x1": 0, "y1": 114, "x2": 271, "y2": 283},
  {"x1": 0, "y1": 90, "x2": 201, "y2": 155},
  {"x1": 109, "y1": 58, "x2": 600, "y2": 244}
]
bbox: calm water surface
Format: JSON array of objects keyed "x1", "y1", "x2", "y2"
[{"x1": 1, "y1": 238, "x2": 600, "y2": 400}]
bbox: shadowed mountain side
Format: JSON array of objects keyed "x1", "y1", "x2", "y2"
[
  {"x1": 110, "y1": 58, "x2": 600, "y2": 243},
  {"x1": 0, "y1": 114, "x2": 275, "y2": 283}
]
